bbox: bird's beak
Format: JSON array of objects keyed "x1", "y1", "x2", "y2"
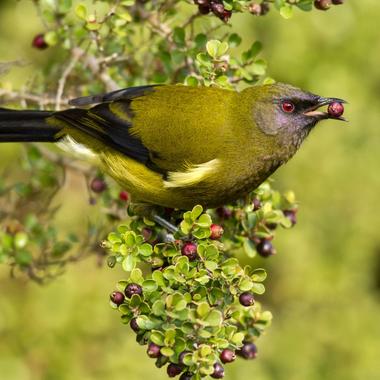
[{"x1": 303, "y1": 97, "x2": 348, "y2": 121}]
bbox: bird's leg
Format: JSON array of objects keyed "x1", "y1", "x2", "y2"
[
  {"x1": 129, "y1": 202, "x2": 179, "y2": 235},
  {"x1": 152, "y1": 214, "x2": 179, "y2": 235}
]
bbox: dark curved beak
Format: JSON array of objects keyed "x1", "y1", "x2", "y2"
[{"x1": 303, "y1": 97, "x2": 348, "y2": 121}]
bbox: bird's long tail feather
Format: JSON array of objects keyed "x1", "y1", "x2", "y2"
[{"x1": 0, "y1": 108, "x2": 60, "y2": 142}]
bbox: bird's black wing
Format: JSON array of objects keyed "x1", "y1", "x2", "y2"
[
  {"x1": 53, "y1": 85, "x2": 165, "y2": 175},
  {"x1": 68, "y1": 85, "x2": 160, "y2": 106}
]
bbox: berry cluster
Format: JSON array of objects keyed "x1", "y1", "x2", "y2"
[
  {"x1": 107, "y1": 205, "x2": 272, "y2": 378},
  {"x1": 194, "y1": 1, "x2": 232, "y2": 22},
  {"x1": 314, "y1": 0, "x2": 345, "y2": 11}
]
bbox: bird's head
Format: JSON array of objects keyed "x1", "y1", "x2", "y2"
[{"x1": 246, "y1": 83, "x2": 347, "y2": 148}]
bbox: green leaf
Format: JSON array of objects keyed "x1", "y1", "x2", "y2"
[
  {"x1": 150, "y1": 330, "x2": 165, "y2": 346},
  {"x1": 251, "y1": 268, "x2": 267, "y2": 282},
  {"x1": 204, "y1": 260, "x2": 218, "y2": 271},
  {"x1": 280, "y1": 4, "x2": 293, "y2": 19},
  {"x1": 138, "y1": 243, "x2": 153, "y2": 257},
  {"x1": 130, "y1": 268, "x2": 143, "y2": 283},
  {"x1": 197, "y1": 214, "x2": 212, "y2": 228},
  {"x1": 205, "y1": 310, "x2": 223, "y2": 326},
  {"x1": 75, "y1": 4, "x2": 87, "y2": 20},
  {"x1": 228, "y1": 33, "x2": 242, "y2": 47},
  {"x1": 191, "y1": 205, "x2": 203, "y2": 220},
  {"x1": 206, "y1": 40, "x2": 220, "y2": 58},
  {"x1": 14, "y1": 232, "x2": 28, "y2": 249},
  {"x1": 142, "y1": 279, "x2": 158, "y2": 293},
  {"x1": 152, "y1": 300, "x2": 165, "y2": 316},
  {"x1": 122, "y1": 255, "x2": 135, "y2": 272},
  {"x1": 239, "y1": 278, "x2": 254, "y2": 291},
  {"x1": 173, "y1": 27, "x2": 185, "y2": 46},
  {"x1": 251, "y1": 282, "x2": 266, "y2": 294},
  {"x1": 124, "y1": 231, "x2": 136, "y2": 247},
  {"x1": 160, "y1": 347, "x2": 175, "y2": 357},
  {"x1": 197, "y1": 302, "x2": 210, "y2": 318},
  {"x1": 243, "y1": 238, "x2": 257, "y2": 258},
  {"x1": 231, "y1": 332, "x2": 245, "y2": 345}
]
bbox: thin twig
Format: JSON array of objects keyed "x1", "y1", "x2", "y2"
[{"x1": 55, "y1": 48, "x2": 84, "y2": 110}]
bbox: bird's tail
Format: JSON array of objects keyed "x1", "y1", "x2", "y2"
[{"x1": 0, "y1": 108, "x2": 60, "y2": 142}]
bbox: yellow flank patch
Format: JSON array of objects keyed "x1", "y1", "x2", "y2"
[{"x1": 163, "y1": 159, "x2": 220, "y2": 188}]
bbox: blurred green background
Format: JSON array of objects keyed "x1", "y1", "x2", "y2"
[{"x1": 1, "y1": 1, "x2": 380, "y2": 380}]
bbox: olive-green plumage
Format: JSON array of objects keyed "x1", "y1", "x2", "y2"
[{"x1": 0, "y1": 83, "x2": 345, "y2": 209}]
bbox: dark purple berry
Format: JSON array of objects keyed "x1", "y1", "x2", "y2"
[
  {"x1": 124, "y1": 283, "x2": 143, "y2": 298},
  {"x1": 328, "y1": 102, "x2": 344, "y2": 118},
  {"x1": 130, "y1": 317, "x2": 140, "y2": 333},
  {"x1": 220, "y1": 349, "x2": 236, "y2": 364},
  {"x1": 179, "y1": 372, "x2": 193, "y2": 380},
  {"x1": 252, "y1": 198, "x2": 261, "y2": 211},
  {"x1": 256, "y1": 239, "x2": 276, "y2": 258},
  {"x1": 332, "y1": 0, "x2": 344, "y2": 4},
  {"x1": 216, "y1": 207, "x2": 232, "y2": 219},
  {"x1": 198, "y1": 4, "x2": 210, "y2": 14},
  {"x1": 147, "y1": 342, "x2": 161, "y2": 358},
  {"x1": 110, "y1": 291, "x2": 125, "y2": 306},
  {"x1": 239, "y1": 292, "x2": 255, "y2": 307},
  {"x1": 211, "y1": 363, "x2": 224, "y2": 379},
  {"x1": 283, "y1": 209, "x2": 297, "y2": 226},
  {"x1": 210, "y1": 224, "x2": 224, "y2": 240},
  {"x1": 32, "y1": 34, "x2": 48, "y2": 49},
  {"x1": 90, "y1": 178, "x2": 107, "y2": 193},
  {"x1": 142, "y1": 227, "x2": 153, "y2": 241},
  {"x1": 314, "y1": 0, "x2": 332, "y2": 10},
  {"x1": 238, "y1": 343, "x2": 258, "y2": 359},
  {"x1": 181, "y1": 242, "x2": 198, "y2": 261},
  {"x1": 210, "y1": 2, "x2": 224, "y2": 16},
  {"x1": 167, "y1": 363, "x2": 183, "y2": 377}
]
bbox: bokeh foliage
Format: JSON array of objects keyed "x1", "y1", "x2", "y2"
[{"x1": 1, "y1": 1, "x2": 380, "y2": 380}]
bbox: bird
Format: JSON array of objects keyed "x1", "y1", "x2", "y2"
[{"x1": 0, "y1": 83, "x2": 345, "y2": 210}]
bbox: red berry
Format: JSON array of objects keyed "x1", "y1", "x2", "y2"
[
  {"x1": 130, "y1": 317, "x2": 140, "y2": 333},
  {"x1": 314, "y1": 0, "x2": 332, "y2": 10},
  {"x1": 147, "y1": 342, "x2": 161, "y2": 358},
  {"x1": 210, "y1": 224, "x2": 224, "y2": 240},
  {"x1": 238, "y1": 343, "x2": 258, "y2": 359},
  {"x1": 90, "y1": 178, "x2": 107, "y2": 193},
  {"x1": 220, "y1": 349, "x2": 236, "y2": 364},
  {"x1": 110, "y1": 291, "x2": 125, "y2": 305},
  {"x1": 239, "y1": 292, "x2": 255, "y2": 307},
  {"x1": 211, "y1": 363, "x2": 224, "y2": 379},
  {"x1": 181, "y1": 242, "x2": 198, "y2": 261},
  {"x1": 119, "y1": 191, "x2": 129, "y2": 201},
  {"x1": 167, "y1": 363, "x2": 183, "y2": 377},
  {"x1": 124, "y1": 283, "x2": 143, "y2": 298},
  {"x1": 328, "y1": 102, "x2": 344, "y2": 118},
  {"x1": 32, "y1": 34, "x2": 48, "y2": 49},
  {"x1": 221, "y1": 10, "x2": 232, "y2": 22}
]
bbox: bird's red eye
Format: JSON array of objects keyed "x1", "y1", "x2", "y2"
[{"x1": 281, "y1": 101, "x2": 295, "y2": 113}]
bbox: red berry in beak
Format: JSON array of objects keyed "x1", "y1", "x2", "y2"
[{"x1": 328, "y1": 102, "x2": 344, "y2": 118}]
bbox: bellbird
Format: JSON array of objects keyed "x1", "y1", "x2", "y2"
[{"x1": 0, "y1": 83, "x2": 345, "y2": 209}]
